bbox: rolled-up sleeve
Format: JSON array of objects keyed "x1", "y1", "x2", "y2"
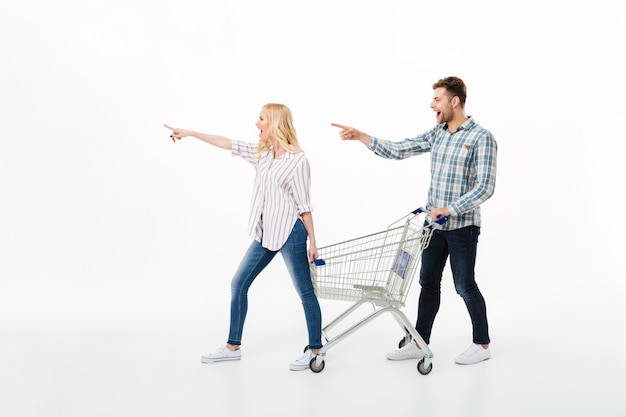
[
  {"x1": 231, "y1": 140, "x2": 259, "y2": 165},
  {"x1": 291, "y1": 154, "x2": 313, "y2": 214}
]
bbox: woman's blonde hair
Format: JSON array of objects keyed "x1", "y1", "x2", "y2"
[{"x1": 257, "y1": 103, "x2": 302, "y2": 156}]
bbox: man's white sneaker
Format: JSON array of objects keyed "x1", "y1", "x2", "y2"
[
  {"x1": 201, "y1": 345, "x2": 241, "y2": 364},
  {"x1": 289, "y1": 349, "x2": 316, "y2": 371},
  {"x1": 386, "y1": 342, "x2": 425, "y2": 361},
  {"x1": 455, "y1": 343, "x2": 490, "y2": 365}
]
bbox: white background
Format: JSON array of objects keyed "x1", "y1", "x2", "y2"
[{"x1": 1, "y1": 1, "x2": 625, "y2": 416}]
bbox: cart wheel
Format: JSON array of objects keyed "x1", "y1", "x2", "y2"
[
  {"x1": 309, "y1": 357, "x2": 325, "y2": 373},
  {"x1": 417, "y1": 359, "x2": 432, "y2": 375}
]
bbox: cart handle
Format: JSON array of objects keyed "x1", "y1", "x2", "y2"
[
  {"x1": 411, "y1": 207, "x2": 449, "y2": 225},
  {"x1": 312, "y1": 208, "x2": 449, "y2": 268}
]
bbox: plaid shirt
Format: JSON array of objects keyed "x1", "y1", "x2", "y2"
[{"x1": 368, "y1": 117, "x2": 497, "y2": 230}]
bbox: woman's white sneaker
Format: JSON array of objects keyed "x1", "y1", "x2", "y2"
[
  {"x1": 201, "y1": 345, "x2": 241, "y2": 364},
  {"x1": 455, "y1": 343, "x2": 490, "y2": 365},
  {"x1": 386, "y1": 342, "x2": 425, "y2": 361},
  {"x1": 289, "y1": 349, "x2": 316, "y2": 371}
]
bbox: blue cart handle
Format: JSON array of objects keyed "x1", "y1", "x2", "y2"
[
  {"x1": 412, "y1": 207, "x2": 449, "y2": 225},
  {"x1": 313, "y1": 258, "x2": 326, "y2": 266}
]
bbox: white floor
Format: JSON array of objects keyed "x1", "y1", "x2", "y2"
[
  {"x1": 2, "y1": 267, "x2": 625, "y2": 417},
  {"x1": 2, "y1": 2, "x2": 625, "y2": 416}
]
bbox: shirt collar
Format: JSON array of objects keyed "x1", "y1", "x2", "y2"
[
  {"x1": 458, "y1": 116, "x2": 474, "y2": 131},
  {"x1": 269, "y1": 146, "x2": 296, "y2": 160},
  {"x1": 444, "y1": 116, "x2": 474, "y2": 133}
]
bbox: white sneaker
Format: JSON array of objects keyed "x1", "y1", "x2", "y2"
[
  {"x1": 455, "y1": 343, "x2": 490, "y2": 365},
  {"x1": 201, "y1": 345, "x2": 241, "y2": 364},
  {"x1": 386, "y1": 342, "x2": 425, "y2": 361},
  {"x1": 289, "y1": 349, "x2": 316, "y2": 371}
]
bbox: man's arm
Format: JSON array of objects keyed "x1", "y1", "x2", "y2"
[{"x1": 331, "y1": 123, "x2": 371, "y2": 146}]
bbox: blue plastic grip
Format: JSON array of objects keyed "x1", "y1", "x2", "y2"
[
  {"x1": 413, "y1": 207, "x2": 448, "y2": 225},
  {"x1": 314, "y1": 258, "x2": 326, "y2": 266},
  {"x1": 435, "y1": 216, "x2": 449, "y2": 225}
]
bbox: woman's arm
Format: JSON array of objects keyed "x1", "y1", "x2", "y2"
[
  {"x1": 164, "y1": 124, "x2": 232, "y2": 150},
  {"x1": 300, "y1": 211, "x2": 318, "y2": 263}
]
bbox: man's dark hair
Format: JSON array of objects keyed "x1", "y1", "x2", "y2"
[{"x1": 433, "y1": 76, "x2": 467, "y2": 108}]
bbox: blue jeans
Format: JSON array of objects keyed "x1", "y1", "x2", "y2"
[
  {"x1": 415, "y1": 225, "x2": 490, "y2": 345},
  {"x1": 227, "y1": 219, "x2": 323, "y2": 350}
]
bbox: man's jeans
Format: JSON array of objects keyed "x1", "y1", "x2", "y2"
[
  {"x1": 416, "y1": 225, "x2": 490, "y2": 345},
  {"x1": 227, "y1": 219, "x2": 322, "y2": 350}
]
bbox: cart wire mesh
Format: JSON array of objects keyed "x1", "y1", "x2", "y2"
[{"x1": 311, "y1": 212, "x2": 434, "y2": 307}]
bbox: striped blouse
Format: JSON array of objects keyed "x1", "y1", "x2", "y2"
[{"x1": 232, "y1": 140, "x2": 313, "y2": 251}]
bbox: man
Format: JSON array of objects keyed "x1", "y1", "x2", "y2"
[{"x1": 331, "y1": 76, "x2": 497, "y2": 365}]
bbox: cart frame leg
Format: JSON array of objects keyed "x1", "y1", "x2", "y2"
[
  {"x1": 389, "y1": 310, "x2": 433, "y2": 358},
  {"x1": 317, "y1": 305, "x2": 432, "y2": 360},
  {"x1": 320, "y1": 300, "x2": 367, "y2": 343}
]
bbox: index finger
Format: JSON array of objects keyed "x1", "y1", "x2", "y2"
[
  {"x1": 163, "y1": 124, "x2": 175, "y2": 132},
  {"x1": 330, "y1": 123, "x2": 349, "y2": 130}
]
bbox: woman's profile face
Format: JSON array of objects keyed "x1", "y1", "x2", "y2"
[{"x1": 256, "y1": 108, "x2": 270, "y2": 142}]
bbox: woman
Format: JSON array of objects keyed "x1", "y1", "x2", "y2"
[{"x1": 164, "y1": 103, "x2": 322, "y2": 371}]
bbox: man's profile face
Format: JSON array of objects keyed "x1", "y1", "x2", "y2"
[{"x1": 431, "y1": 87, "x2": 454, "y2": 124}]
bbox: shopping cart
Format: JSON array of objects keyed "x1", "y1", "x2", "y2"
[{"x1": 307, "y1": 207, "x2": 447, "y2": 375}]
